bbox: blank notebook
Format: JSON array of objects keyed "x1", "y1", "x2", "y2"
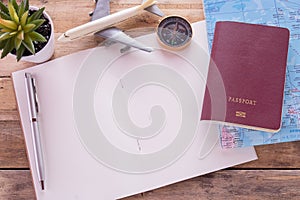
[
  {"x1": 12, "y1": 21, "x2": 257, "y2": 200},
  {"x1": 201, "y1": 21, "x2": 290, "y2": 132}
]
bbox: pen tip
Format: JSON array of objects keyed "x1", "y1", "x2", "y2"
[
  {"x1": 41, "y1": 180, "x2": 45, "y2": 190},
  {"x1": 58, "y1": 33, "x2": 70, "y2": 42}
]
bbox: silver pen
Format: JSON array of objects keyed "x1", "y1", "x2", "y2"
[{"x1": 25, "y1": 73, "x2": 45, "y2": 190}]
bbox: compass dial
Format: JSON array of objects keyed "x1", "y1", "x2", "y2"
[{"x1": 157, "y1": 16, "x2": 193, "y2": 50}]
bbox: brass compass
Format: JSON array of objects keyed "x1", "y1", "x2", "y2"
[{"x1": 157, "y1": 15, "x2": 193, "y2": 50}]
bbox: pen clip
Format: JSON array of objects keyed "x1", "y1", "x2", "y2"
[
  {"x1": 31, "y1": 77, "x2": 39, "y2": 114},
  {"x1": 25, "y1": 73, "x2": 40, "y2": 118}
]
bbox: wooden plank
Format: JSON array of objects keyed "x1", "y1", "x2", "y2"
[
  {"x1": 0, "y1": 110, "x2": 19, "y2": 121},
  {"x1": 1, "y1": 170, "x2": 300, "y2": 200},
  {"x1": 239, "y1": 141, "x2": 300, "y2": 168},
  {"x1": 138, "y1": 170, "x2": 300, "y2": 200},
  {"x1": 0, "y1": 121, "x2": 29, "y2": 168},
  {"x1": 0, "y1": 170, "x2": 34, "y2": 200},
  {"x1": 0, "y1": 77, "x2": 17, "y2": 111}
]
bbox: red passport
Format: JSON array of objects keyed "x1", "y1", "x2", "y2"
[{"x1": 201, "y1": 21, "x2": 290, "y2": 132}]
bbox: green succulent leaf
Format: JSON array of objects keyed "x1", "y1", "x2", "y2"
[
  {"x1": 0, "y1": 40, "x2": 5, "y2": 49},
  {"x1": 0, "y1": 1, "x2": 9, "y2": 15},
  {"x1": 1, "y1": 37, "x2": 14, "y2": 58},
  {"x1": 10, "y1": 0, "x2": 19, "y2": 12},
  {"x1": 23, "y1": 23, "x2": 35, "y2": 33},
  {"x1": 0, "y1": 18, "x2": 17, "y2": 30},
  {"x1": 16, "y1": 45, "x2": 25, "y2": 61},
  {"x1": 29, "y1": 31, "x2": 46, "y2": 42},
  {"x1": 23, "y1": 34, "x2": 35, "y2": 55},
  {"x1": 0, "y1": 22, "x2": 9, "y2": 30},
  {"x1": 20, "y1": 10, "x2": 29, "y2": 27},
  {"x1": 28, "y1": 7, "x2": 45, "y2": 22},
  {"x1": 17, "y1": 30, "x2": 24, "y2": 40},
  {"x1": 30, "y1": 19, "x2": 45, "y2": 31},
  {"x1": 0, "y1": 27, "x2": 14, "y2": 33},
  {"x1": 18, "y1": 1, "x2": 25, "y2": 19},
  {"x1": 8, "y1": 1, "x2": 19, "y2": 24},
  {"x1": 0, "y1": 32, "x2": 12, "y2": 41},
  {"x1": 0, "y1": 23, "x2": 5, "y2": 29},
  {"x1": 24, "y1": 0, "x2": 29, "y2": 11},
  {"x1": 9, "y1": 31, "x2": 17, "y2": 36},
  {"x1": 15, "y1": 35, "x2": 22, "y2": 49},
  {"x1": 0, "y1": 11, "x2": 10, "y2": 20}
]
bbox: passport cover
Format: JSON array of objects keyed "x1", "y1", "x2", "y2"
[{"x1": 201, "y1": 21, "x2": 290, "y2": 132}]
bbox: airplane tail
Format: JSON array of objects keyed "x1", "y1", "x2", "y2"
[
  {"x1": 142, "y1": 0, "x2": 165, "y2": 17},
  {"x1": 140, "y1": 0, "x2": 157, "y2": 10}
]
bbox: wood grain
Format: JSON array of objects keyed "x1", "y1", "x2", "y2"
[
  {"x1": 0, "y1": 77, "x2": 17, "y2": 111},
  {"x1": 1, "y1": 170, "x2": 300, "y2": 200},
  {"x1": 0, "y1": 170, "x2": 34, "y2": 200},
  {"x1": 138, "y1": 170, "x2": 300, "y2": 200},
  {"x1": 0, "y1": 121, "x2": 28, "y2": 168}
]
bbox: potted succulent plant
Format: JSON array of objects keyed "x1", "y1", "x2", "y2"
[{"x1": 0, "y1": 0, "x2": 54, "y2": 63}]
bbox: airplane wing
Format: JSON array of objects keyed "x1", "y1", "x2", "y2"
[
  {"x1": 91, "y1": 0, "x2": 164, "y2": 53},
  {"x1": 95, "y1": 27, "x2": 153, "y2": 52}
]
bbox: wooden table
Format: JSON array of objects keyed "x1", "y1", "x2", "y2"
[{"x1": 1, "y1": 0, "x2": 300, "y2": 199}]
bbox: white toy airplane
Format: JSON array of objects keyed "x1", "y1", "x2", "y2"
[{"x1": 58, "y1": 0, "x2": 164, "y2": 52}]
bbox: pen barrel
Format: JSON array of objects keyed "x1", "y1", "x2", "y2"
[
  {"x1": 25, "y1": 73, "x2": 45, "y2": 190},
  {"x1": 31, "y1": 121, "x2": 45, "y2": 182},
  {"x1": 64, "y1": 6, "x2": 143, "y2": 40}
]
